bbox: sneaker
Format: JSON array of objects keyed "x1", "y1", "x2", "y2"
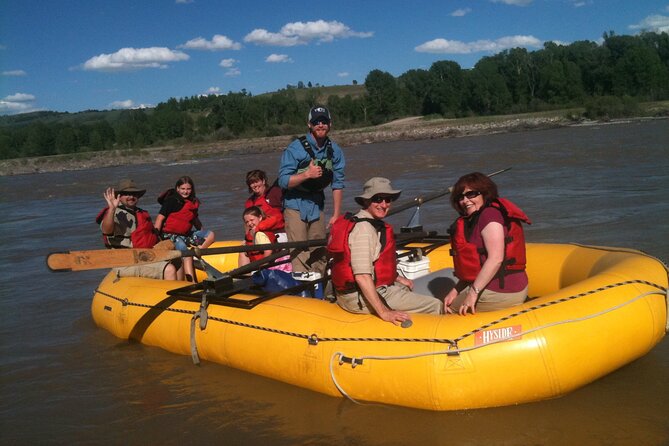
[{"x1": 292, "y1": 272, "x2": 307, "y2": 280}]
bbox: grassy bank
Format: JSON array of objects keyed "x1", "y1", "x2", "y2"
[{"x1": 1, "y1": 105, "x2": 666, "y2": 176}]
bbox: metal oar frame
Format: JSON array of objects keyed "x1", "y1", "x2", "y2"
[{"x1": 166, "y1": 230, "x2": 449, "y2": 310}]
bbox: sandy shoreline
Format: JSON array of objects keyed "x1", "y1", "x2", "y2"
[{"x1": 0, "y1": 114, "x2": 616, "y2": 176}]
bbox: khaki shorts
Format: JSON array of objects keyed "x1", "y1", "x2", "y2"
[{"x1": 113, "y1": 261, "x2": 170, "y2": 279}]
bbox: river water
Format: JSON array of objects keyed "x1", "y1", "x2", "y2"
[{"x1": 1, "y1": 119, "x2": 668, "y2": 445}]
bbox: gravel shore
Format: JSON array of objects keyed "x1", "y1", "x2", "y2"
[{"x1": 0, "y1": 115, "x2": 570, "y2": 176}]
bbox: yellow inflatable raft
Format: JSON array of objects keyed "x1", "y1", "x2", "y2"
[{"x1": 91, "y1": 242, "x2": 668, "y2": 411}]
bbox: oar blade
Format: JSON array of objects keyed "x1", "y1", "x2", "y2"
[{"x1": 47, "y1": 249, "x2": 181, "y2": 272}]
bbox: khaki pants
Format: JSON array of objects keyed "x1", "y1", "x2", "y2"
[
  {"x1": 337, "y1": 283, "x2": 443, "y2": 315},
  {"x1": 113, "y1": 261, "x2": 170, "y2": 279},
  {"x1": 284, "y1": 208, "x2": 327, "y2": 275},
  {"x1": 450, "y1": 285, "x2": 528, "y2": 312}
]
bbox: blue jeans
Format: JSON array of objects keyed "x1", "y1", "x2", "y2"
[{"x1": 163, "y1": 229, "x2": 211, "y2": 252}]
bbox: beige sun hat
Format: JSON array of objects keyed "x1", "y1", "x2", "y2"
[
  {"x1": 115, "y1": 179, "x2": 146, "y2": 198},
  {"x1": 355, "y1": 177, "x2": 402, "y2": 206}
]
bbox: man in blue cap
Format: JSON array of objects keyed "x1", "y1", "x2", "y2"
[{"x1": 278, "y1": 106, "x2": 345, "y2": 277}]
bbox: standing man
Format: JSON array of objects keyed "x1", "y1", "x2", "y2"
[
  {"x1": 278, "y1": 106, "x2": 345, "y2": 277},
  {"x1": 328, "y1": 178, "x2": 443, "y2": 325},
  {"x1": 96, "y1": 179, "x2": 181, "y2": 280}
]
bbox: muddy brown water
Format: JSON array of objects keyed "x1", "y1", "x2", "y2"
[{"x1": 1, "y1": 119, "x2": 668, "y2": 445}]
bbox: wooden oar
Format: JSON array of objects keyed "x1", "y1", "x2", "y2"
[
  {"x1": 388, "y1": 167, "x2": 512, "y2": 216},
  {"x1": 47, "y1": 248, "x2": 183, "y2": 272},
  {"x1": 47, "y1": 238, "x2": 328, "y2": 272}
]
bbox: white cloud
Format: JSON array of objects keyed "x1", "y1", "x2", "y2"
[
  {"x1": 225, "y1": 67, "x2": 241, "y2": 77},
  {"x1": 491, "y1": 0, "x2": 533, "y2": 5},
  {"x1": 244, "y1": 20, "x2": 373, "y2": 46},
  {"x1": 219, "y1": 58, "x2": 237, "y2": 68},
  {"x1": 0, "y1": 101, "x2": 34, "y2": 114},
  {"x1": 83, "y1": 47, "x2": 189, "y2": 71},
  {"x1": 2, "y1": 70, "x2": 27, "y2": 76},
  {"x1": 0, "y1": 92, "x2": 37, "y2": 115},
  {"x1": 451, "y1": 8, "x2": 472, "y2": 17},
  {"x1": 415, "y1": 35, "x2": 542, "y2": 54},
  {"x1": 204, "y1": 87, "x2": 221, "y2": 95},
  {"x1": 629, "y1": 14, "x2": 669, "y2": 33},
  {"x1": 337, "y1": 72, "x2": 349, "y2": 77},
  {"x1": 179, "y1": 34, "x2": 241, "y2": 51},
  {"x1": 175, "y1": 0, "x2": 193, "y2": 3},
  {"x1": 4, "y1": 93, "x2": 35, "y2": 102},
  {"x1": 265, "y1": 54, "x2": 293, "y2": 63},
  {"x1": 109, "y1": 100, "x2": 151, "y2": 109}
]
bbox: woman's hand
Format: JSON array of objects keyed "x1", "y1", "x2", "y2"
[{"x1": 459, "y1": 288, "x2": 479, "y2": 316}]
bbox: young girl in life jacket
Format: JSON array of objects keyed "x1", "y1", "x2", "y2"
[
  {"x1": 238, "y1": 206, "x2": 291, "y2": 272},
  {"x1": 154, "y1": 176, "x2": 215, "y2": 281}
]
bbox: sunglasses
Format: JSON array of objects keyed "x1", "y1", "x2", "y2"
[
  {"x1": 119, "y1": 192, "x2": 142, "y2": 198},
  {"x1": 457, "y1": 190, "x2": 481, "y2": 201},
  {"x1": 310, "y1": 119, "x2": 330, "y2": 126},
  {"x1": 371, "y1": 195, "x2": 395, "y2": 204}
]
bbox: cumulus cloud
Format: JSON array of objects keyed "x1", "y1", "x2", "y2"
[
  {"x1": 265, "y1": 54, "x2": 293, "y2": 63},
  {"x1": 451, "y1": 8, "x2": 472, "y2": 17},
  {"x1": 0, "y1": 92, "x2": 37, "y2": 115},
  {"x1": 629, "y1": 14, "x2": 669, "y2": 33},
  {"x1": 225, "y1": 67, "x2": 241, "y2": 77},
  {"x1": 415, "y1": 35, "x2": 541, "y2": 54},
  {"x1": 83, "y1": 47, "x2": 189, "y2": 71},
  {"x1": 204, "y1": 87, "x2": 221, "y2": 95},
  {"x1": 2, "y1": 70, "x2": 27, "y2": 76},
  {"x1": 244, "y1": 20, "x2": 373, "y2": 46},
  {"x1": 337, "y1": 72, "x2": 349, "y2": 77},
  {"x1": 219, "y1": 58, "x2": 237, "y2": 68},
  {"x1": 175, "y1": 0, "x2": 193, "y2": 3},
  {"x1": 491, "y1": 0, "x2": 533, "y2": 5},
  {"x1": 179, "y1": 34, "x2": 241, "y2": 51}
]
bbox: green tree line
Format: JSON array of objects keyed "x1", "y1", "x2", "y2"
[{"x1": 1, "y1": 31, "x2": 667, "y2": 160}]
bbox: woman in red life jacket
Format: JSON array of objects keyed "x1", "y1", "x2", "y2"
[
  {"x1": 444, "y1": 172, "x2": 531, "y2": 316},
  {"x1": 244, "y1": 170, "x2": 286, "y2": 242},
  {"x1": 238, "y1": 206, "x2": 291, "y2": 271},
  {"x1": 154, "y1": 176, "x2": 215, "y2": 282}
]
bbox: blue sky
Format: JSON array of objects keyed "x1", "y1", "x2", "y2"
[{"x1": 1, "y1": 0, "x2": 668, "y2": 115}]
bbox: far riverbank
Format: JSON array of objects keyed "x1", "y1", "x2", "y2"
[{"x1": 0, "y1": 112, "x2": 665, "y2": 176}]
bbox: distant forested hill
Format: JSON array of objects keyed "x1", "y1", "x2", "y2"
[{"x1": 1, "y1": 31, "x2": 667, "y2": 160}]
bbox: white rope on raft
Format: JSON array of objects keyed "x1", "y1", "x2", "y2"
[{"x1": 328, "y1": 289, "x2": 667, "y2": 407}]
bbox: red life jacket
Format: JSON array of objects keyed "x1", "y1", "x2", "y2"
[
  {"x1": 449, "y1": 198, "x2": 531, "y2": 286},
  {"x1": 245, "y1": 230, "x2": 278, "y2": 262},
  {"x1": 162, "y1": 197, "x2": 199, "y2": 235},
  {"x1": 328, "y1": 213, "x2": 398, "y2": 292},
  {"x1": 96, "y1": 206, "x2": 159, "y2": 249},
  {"x1": 245, "y1": 184, "x2": 285, "y2": 233}
]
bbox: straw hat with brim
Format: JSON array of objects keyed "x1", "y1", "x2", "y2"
[
  {"x1": 115, "y1": 179, "x2": 146, "y2": 198},
  {"x1": 355, "y1": 177, "x2": 402, "y2": 206}
]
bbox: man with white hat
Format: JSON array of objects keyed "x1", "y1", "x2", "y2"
[
  {"x1": 96, "y1": 179, "x2": 180, "y2": 280},
  {"x1": 278, "y1": 105, "x2": 345, "y2": 278},
  {"x1": 328, "y1": 177, "x2": 443, "y2": 325}
]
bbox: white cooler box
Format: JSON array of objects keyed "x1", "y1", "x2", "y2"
[{"x1": 397, "y1": 256, "x2": 430, "y2": 280}]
